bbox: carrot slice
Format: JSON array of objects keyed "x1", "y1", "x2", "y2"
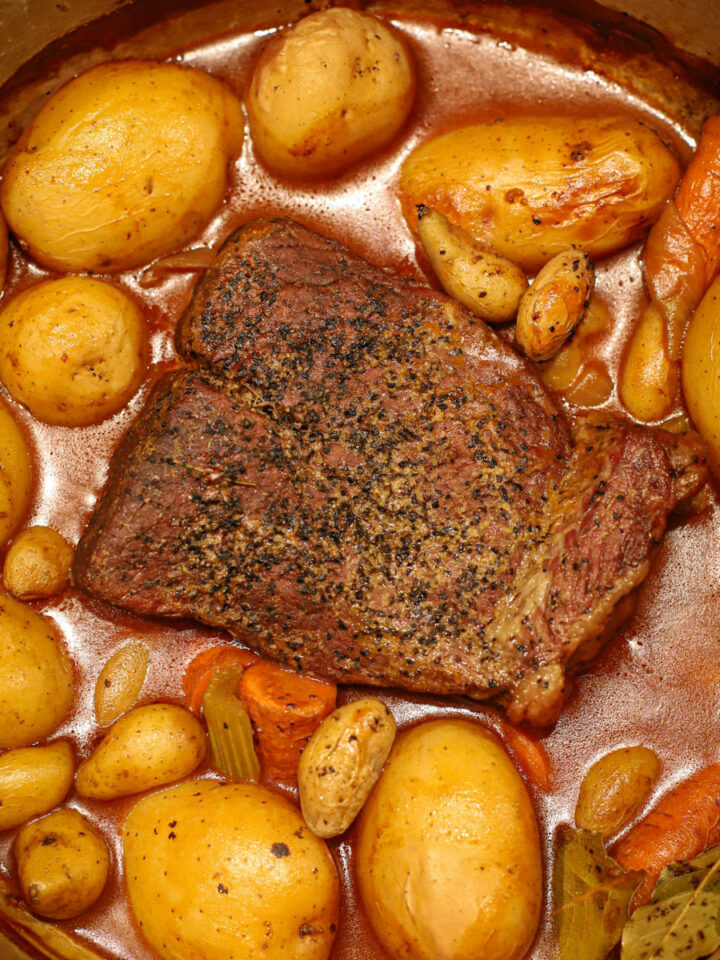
[
  {"x1": 675, "y1": 114, "x2": 720, "y2": 286},
  {"x1": 613, "y1": 762, "x2": 720, "y2": 906},
  {"x1": 239, "y1": 660, "x2": 337, "y2": 782},
  {"x1": 183, "y1": 645, "x2": 260, "y2": 714},
  {"x1": 499, "y1": 721, "x2": 552, "y2": 791}
]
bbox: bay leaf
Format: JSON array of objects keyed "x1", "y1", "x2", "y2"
[
  {"x1": 553, "y1": 825, "x2": 643, "y2": 960},
  {"x1": 621, "y1": 842, "x2": 720, "y2": 960}
]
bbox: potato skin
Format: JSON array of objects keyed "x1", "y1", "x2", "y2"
[
  {"x1": 124, "y1": 779, "x2": 339, "y2": 960},
  {"x1": 3, "y1": 526, "x2": 73, "y2": 600},
  {"x1": 0, "y1": 593, "x2": 74, "y2": 749},
  {"x1": 683, "y1": 275, "x2": 720, "y2": 478},
  {"x1": 15, "y1": 808, "x2": 110, "y2": 919},
  {"x1": 247, "y1": 8, "x2": 414, "y2": 179},
  {"x1": 94, "y1": 641, "x2": 149, "y2": 727},
  {"x1": 0, "y1": 278, "x2": 147, "y2": 427},
  {"x1": 400, "y1": 117, "x2": 680, "y2": 271},
  {"x1": 356, "y1": 718, "x2": 542, "y2": 960},
  {"x1": 575, "y1": 746, "x2": 661, "y2": 842},
  {"x1": 75, "y1": 703, "x2": 206, "y2": 800},
  {"x1": 0, "y1": 398, "x2": 32, "y2": 548},
  {"x1": 0, "y1": 742, "x2": 74, "y2": 831},
  {"x1": 1, "y1": 60, "x2": 244, "y2": 273}
]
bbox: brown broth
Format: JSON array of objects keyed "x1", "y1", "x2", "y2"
[{"x1": 0, "y1": 11, "x2": 717, "y2": 960}]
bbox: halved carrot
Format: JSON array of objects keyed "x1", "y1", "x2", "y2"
[
  {"x1": 183, "y1": 644, "x2": 260, "y2": 714},
  {"x1": 613, "y1": 762, "x2": 720, "y2": 906},
  {"x1": 499, "y1": 721, "x2": 552, "y2": 792},
  {"x1": 239, "y1": 660, "x2": 337, "y2": 783}
]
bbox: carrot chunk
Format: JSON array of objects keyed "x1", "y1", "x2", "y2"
[
  {"x1": 613, "y1": 762, "x2": 720, "y2": 906},
  {"x1": 239, "y1": 661, "x2": 337, "y2": 782},
  {"x1": 499, "y1": 721, "x2": 552, "y2": 791},
  {"x1": 183, "y1": 645, "x2": 260, "y2": 714}
]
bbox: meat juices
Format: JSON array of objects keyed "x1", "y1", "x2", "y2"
[{"x1": 74, "y1": 219, "x2": 706, "y2": 726}]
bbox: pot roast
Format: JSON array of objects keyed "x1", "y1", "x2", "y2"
[{"x1": 74, "y1": 219, "x2": 706, "y2": 725}]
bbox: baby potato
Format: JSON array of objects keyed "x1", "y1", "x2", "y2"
[
  {"x1": 683, "y1": 275, "x2": 720, "y2": 478},
  {"x1": 401, "y1": 117, "x2": 680, "y2": 271},
  {"x1": 3, "y1": 526, "x2": 73, "y2": 600},
  {"x1": 247, "y1": 8, "x2": 415, "y2": 179},
  {"x1": 124, "y1": 779, "x2": 339, "y2": 960},
  {"x1": 0, "y1": 741, "x2": 74, "y2": 831},
  {"x1": 1, "y1": 60, "x2": 244, "y2": 273},
  {"x1": 356, "y1": 718, "x2": 542, "y2": 960},
  {"x1": 0, "y1": 211, "x2": 8, "y2": 292},
  {"x1": 0, "y1": 278, "x2": 147, "y2": 427},
  {"x1": 0, "y1": 593, "x2": 74, "y2": 749},
  {"x1": 299, "y1": 697, "x2": 396, "y2": 838},
  {"x1": 75, "y1": 703, "x2": 206, "y2": 799},
  {"x1": 0, "y1": 397, "x2": 32, "y2": 548},
  {"x1": 575, "y1": 746, "x2": 661, "y2": 841},
  {"x1": 416, "y1": 205, "x2": 528, "y2": 322},
  {"x1": 15, "y1": 808, "x2": 110, "y2": 919},
  {"x1": 94, "y1": 641, "x2": 149, "y2": 727}
]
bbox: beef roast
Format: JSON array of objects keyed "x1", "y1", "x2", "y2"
[{"x1": 74, "y1": 219, "x2": 706, "y2": 725}]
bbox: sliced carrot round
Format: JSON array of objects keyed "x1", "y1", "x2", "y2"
[{"x1": 183, "y1": 645, "x2": 260, "y2": 714}]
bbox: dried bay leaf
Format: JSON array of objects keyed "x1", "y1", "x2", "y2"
[
  {"x1": 621, "y1": 842, "x2": 720, "y2": 960},
  {"x1": 553, "y1": 825, "x2": 643, "y2": 960}
]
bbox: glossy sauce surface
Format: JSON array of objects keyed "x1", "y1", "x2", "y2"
[{"x1": 0, "y1": 11, "x2": 718, "y2": 960}]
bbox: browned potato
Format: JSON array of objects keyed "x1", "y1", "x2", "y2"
[
  {"x1": 299, "y1": 698, "x2": 396, "y2": 838},
  {"x1": 247, "y1": 8, "x2": 414, "y2": 179},
  {"x1": 0, "y1": 211, "x2": 8, "y2": 292},
  {"x1": 1, "y1": 61, "x2": 244, "y2": 273},
  {"x1": 0, "y1": 742, "x2": 74, "y2": 831},
  {"x1": 94, "y1": 641, "x2": 149, "y2": 727},
  {"x1": 75, "y1": 703, "x2": 206, "y2": 799},
  {"x1": 516, "y1": 248, "x2": 595, "y2": 361},
  {"x1": 0, "y1": 278, "x2": 147, "y2": 427},
  {"x1": 3, "y1": 526, "x2": 73, "y2": 599},
  {"x1": 15, "y1": 809, "x2": 110, "y2": 919},
  {"x1": 0, "y1": 397, "x2": 32, "y2": 548},
  {"x1": 357, "y1": 718, "x2": 542, "y2": 960},
  {"x1": 682, "y1": 275, "x2": 720, "y2": 477},
  {"x1": 416, "y1": 206, "x2": 527, "y2": 322},
  {"x1": 124, "y1": 780, "x2": 339, "y2": 960},
  {"x1": 401, "y1": 117, "x2": 680, "y2": 271},
  {"x1": 575, "y1": 746, "x2": 661, "y2": 841},
  {"x1": 0, "y1": 593, "x2": 74, "y2": 749}
]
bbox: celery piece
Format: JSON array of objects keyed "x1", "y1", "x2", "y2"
[{"x1": 202, "y1": 665, "x2": 261, "y2": 781}]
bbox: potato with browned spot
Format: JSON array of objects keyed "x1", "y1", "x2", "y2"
[
  {"x1": 75, "y1": 703, "x2": 205, "y2": 800},
  {"x1": 0, "y1": 742, "x2": 74, "y2": 831},
  {"x1": 0, "y1": 278, "x2": 147, "y2": 427},
  {"x1": 0, "y1": 594, "x2": 74, "y2": 749},
  {"x1": 401, "y1": 117, "x2": 680, "y2": 272},
  {"x1": 357, "y1": 718, "x2": 542, "y2": 960},
  {"x1": 3, "y1": 526, "x2": 73, "y2": 600},
  {"x1": 16, "y1": 808, "x2": 110, "y2": 919},
  {"x1": 124, "y1": 779, "x2": 339, "y2": 960},
  {"x1": 247, "y1": 8, "x2": 414, "y2": 179},
  {"x1": 0, "y1": 398, "x2": 32, "y2": 549},
  {"x1": 1, "y1": 61, "x2": 243, "y2": 273}
]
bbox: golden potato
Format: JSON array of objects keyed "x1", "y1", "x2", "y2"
[
  {"x1": 94, "y1": 641, "x2": 149, "y2": 727},
  {"x1": 0, "y1": 593, "x2": 74, "y2": 749},
  {"x1": 247, "y1": 8, "x2": 414, "y2": 179},
  {"x1": 0, "y1": 211, "x2": 8, "y2": 292},
  {"x1": 0, "y1": 741, "x2": 74, "y2": 831},
  {"x1": 15, "y1": 808, "x2": 110, "y2": 919},
  {"x1": 575, "y1": 746, "x2": 661, "y2": 842},
  {"x1": 0, "y1": 397, "x2": 32, "y2": 548},
  {"x1": 416, "y1": 205, "x2": 527, "y2": 323},
  {"x1": 75, "y1": 703, "x2": 206, "y2": 799},
  {"x1": 1, "y1": 61, "x2": 244, "y2": 273},
  {"x1": 0, "y1": 278, "x2": 147, "y2": 427},
  {"x1": 3, "y1": 526, "x2": 73, "y2": 599},
  {"x1": 124, "y1": 779, "x2": 339, "y2": 960},
  {"x1": 683, "y1": 275, "x2": 720, "y2": 478},
  {"x1": 400, "y1": 117, "x2": 680, "y2": 271},
  {"x1": 356, "y1": 718, "x2": 542, "y2": 960},
  {"x1": 299, "y1": 698, "x2": 396, "y2": 838}
]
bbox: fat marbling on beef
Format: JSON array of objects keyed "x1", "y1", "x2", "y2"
[{"x1": 74, "y1": 219, "x2": 706, "y2": 725}]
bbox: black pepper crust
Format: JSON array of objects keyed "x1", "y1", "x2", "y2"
[{"x1": 74, "y1": 219, "x2": 707, "y2": 726}]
